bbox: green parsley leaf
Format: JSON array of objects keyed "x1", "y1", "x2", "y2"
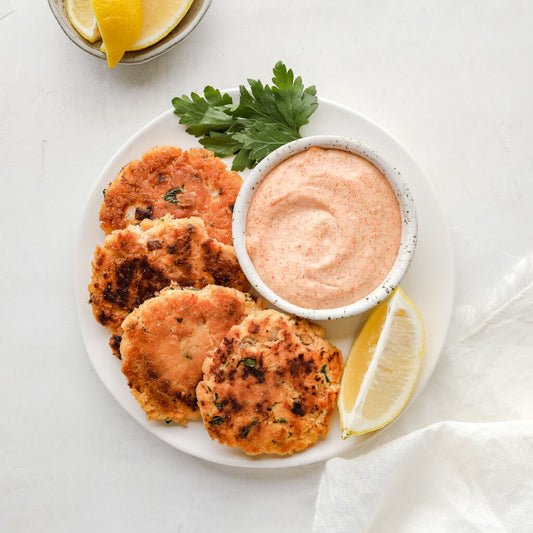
[
  {"x1": 172, "y1": 87, "x2": 234, "y2": 137},
  {"x1": 171, "y1": 61, "x2": 318, "y2": 171},
  {"x1": 199, "y1": 131, "x2": 241, "y2": 158},
  {"x1": 232, "y1": 121, "x2": 298, "y2": 163},
  {"x1": 231, "y1": 147, "x2": 254, "y2": 172},
  {"x1": 270, "y1": 61, "x2": 318, "y2": 133}
]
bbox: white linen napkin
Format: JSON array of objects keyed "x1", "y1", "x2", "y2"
[
  {"x1": 313, "y1": 421, "x2": 533, "y2": 533},
  {"x1": 313, "y1": 253, "x2": 533, "y2": 532}
]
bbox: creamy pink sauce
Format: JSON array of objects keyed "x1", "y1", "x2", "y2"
[{"x1": 245, "y1": 147, "x2": 402, "y2": 309}]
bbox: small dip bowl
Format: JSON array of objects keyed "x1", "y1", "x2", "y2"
[
  {"x1": 232, "y1": 135, "x2": 418, "y2": 321},
  {"x1": 48, "y1": 0, "x2": 212, "y2": 65}
]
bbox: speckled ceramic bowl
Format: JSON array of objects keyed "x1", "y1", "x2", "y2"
[
  {"x1": 232, "y1": 135, "x2": 418, "y2": 320},
  {"x1": 48, "y1": 0, "x2": 212, "y2": 65}
]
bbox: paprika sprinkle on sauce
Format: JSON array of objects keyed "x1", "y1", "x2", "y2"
[{"x1": 245, "y1": 147, "x2": 402, "y2": 310}]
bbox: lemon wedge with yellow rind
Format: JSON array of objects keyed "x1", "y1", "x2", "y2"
[
  {"x1": 129, "y1": 0, "x2": 194, "y2": 51},
  {"x1": 66, "y1": 0, "x2": 101, "y2": 42},
  {"x1": 99, "y1": 0, "x2": 194, "y2": 55},
  {"x1": 339, "y1": 287, "x2": 425, "y2": 437},
  {"x1": 90, "y1": 0, "x2": 143, "y2": 68}
]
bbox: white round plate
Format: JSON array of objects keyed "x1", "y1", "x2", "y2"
[{"x1": 74, "y1": 91, "x2": 454, "y2": 468}]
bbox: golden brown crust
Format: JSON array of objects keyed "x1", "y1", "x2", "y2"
[
  {"x1": 99, "y1": 146, "x2": 242, "y2": 245},
  {"x1": 196, "y1": 309, "x2": 343, "y2": 455},
  {"x1": 88, "y1": 216, "x2": 248, "y2": 355},
  {"x1": 120, "y1": 286, "x2": 267, "y2": 425}
]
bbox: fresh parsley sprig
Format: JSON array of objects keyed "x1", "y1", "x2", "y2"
[{"x1": 171, "y1": 61, "x2": 318, "y2": 171}]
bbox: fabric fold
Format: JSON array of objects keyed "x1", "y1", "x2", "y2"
[
  {"x1": 313, "y1": 421, "x2": 533, "y2": 533},
  {"x1": 313, "y1": 252, "x2": 533, "y2": 532}
]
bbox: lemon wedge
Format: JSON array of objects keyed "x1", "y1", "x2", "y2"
[
  {"x1": 90, "y1": 0, "x2": 143, "y2": 68},
  {"x1": 99, "y1": 0, "x2": 194, "y2": 56},
  {"x1": 66, "y1": 0, "x2": 101, "y2": 42},
  {"x1": 339, "y1": 288, "x2": 425, "y2": 437},
  {"x1": 129, "y1": 0, "x2": 194, "y2": 50}
]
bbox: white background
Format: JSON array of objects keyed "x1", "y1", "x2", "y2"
[{"x1": 2, "y1": 1, "x2": 532, "y2": 531}]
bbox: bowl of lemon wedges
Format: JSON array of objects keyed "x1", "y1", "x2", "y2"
[{"x1": 49, "y1": 0, "x2": 212, "y2": 67}]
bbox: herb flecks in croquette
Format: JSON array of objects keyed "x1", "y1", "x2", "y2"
[
  {"x1": 163, "y1": 185, "x2": 185, "y2": 204},
  {"x1": 236, "y1": 357, "x2": 257, "y2": 368},
  {"x1": 89, "y1": 216, "x2": 250, "y2": 356},
  {"x1": 239, "y1": 420, "x2": 258, "y2": 439},
  {"x1": 214, "y1": 393, "x2": 223, "y2": 411},
  {"x1": 99, "y1": 146, "x2": 242, "y2": 245},
  {"x1": 118, "y1": 285, "x2": 266, "y2": 425},
  {"x1": 196, "y1": 309, "x2": 343, "y2": 456}
]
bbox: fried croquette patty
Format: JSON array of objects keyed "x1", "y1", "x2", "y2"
[
  {"x1": 120, "y1": 286, "x2": 267, "y2": 424},
  {"x1": 99, "y1": 146, "x2": 242, "y2": 245},
  {"x1": 196, "y1": 310, "x2": 343, "y2": 456},
  {"x1": 88, "y1": 216, "x2": 248, "y2": 355}
]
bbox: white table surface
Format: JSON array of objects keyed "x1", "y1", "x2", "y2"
[{"x1": 2, "y1": 1, "x2": 532, "y2": 531}]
